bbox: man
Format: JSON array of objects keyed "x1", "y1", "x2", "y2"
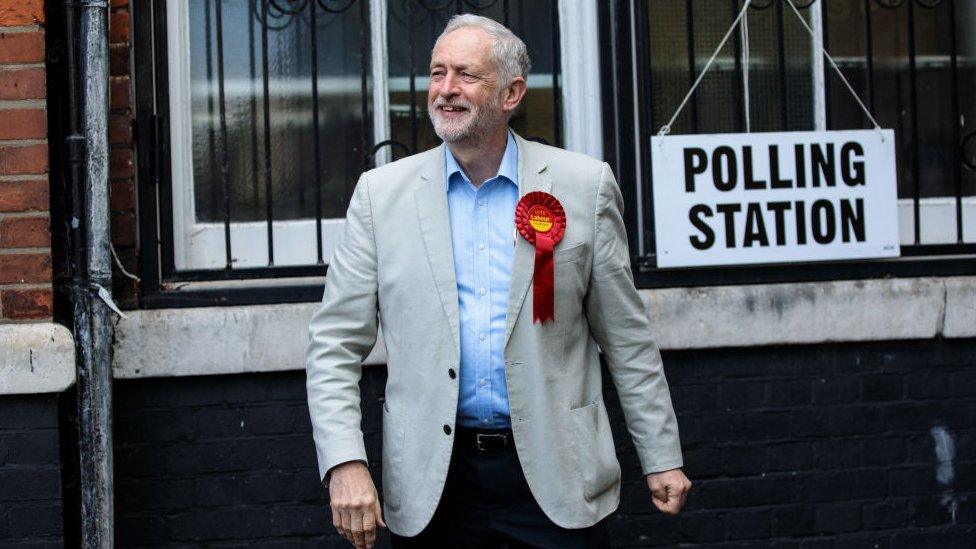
[{"x1": 306, "y1": 14, "x2": 690, "y2": 549}]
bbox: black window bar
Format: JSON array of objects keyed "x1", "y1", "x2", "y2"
[
  {"x1": 601, "y1": 0, "x2": 976, "y2": 289},
  {"x1": 134, "y1": 0, "x2": 563, "y2": 307}
]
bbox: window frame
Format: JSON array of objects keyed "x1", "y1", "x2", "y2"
[
  {"x1": 135, "y1": 0, "x2": 600, "y2": 307},
  {"x1": 164, "y1": 0, "x2": 375, "y2": 273},
  {"x1": 600, "y1": 0, "x2": 976, "y2": 290}
]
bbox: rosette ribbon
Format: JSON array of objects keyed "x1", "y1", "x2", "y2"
[{"x1": 515, "y1": 191, "x2": 566, "y2": 323}]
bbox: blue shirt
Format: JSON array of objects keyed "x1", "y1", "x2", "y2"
[{"x1": 446, "y1": 132, "x2": 519, "y2": 428}]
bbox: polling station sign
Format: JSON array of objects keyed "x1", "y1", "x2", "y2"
[{"x1": 651, "y1": 129, "x2": 900, "y2": 268}]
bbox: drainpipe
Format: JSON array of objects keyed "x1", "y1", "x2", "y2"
[{"x1": 64, "y1": 0, "x2": 114, "y2": 547}]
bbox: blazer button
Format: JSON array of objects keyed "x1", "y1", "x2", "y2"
[
  {"x1": 448, "y1": 368, "x2": 456, "y2": 379},
  {"x1": 443, "y1": 424, "x2": 452, "y2": 435}
]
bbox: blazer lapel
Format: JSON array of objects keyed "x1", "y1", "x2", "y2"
[
  {"x1": 505, "y1": 135, "x2": 552, "y2": 347},
  {"x1": 415, "y1": 145, "x2": 461, "y2": 360}
]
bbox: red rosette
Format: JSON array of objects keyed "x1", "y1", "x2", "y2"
[
  {"x1": 515, "y1": 191, "x2": 566, "y2": 244},
  {"x1": 515, "y1": 191, "x2": 566, "y2": 324}
]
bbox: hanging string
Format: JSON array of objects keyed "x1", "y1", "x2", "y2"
[
  {"x1": 783, "y1": 0, "x2": 882, "y2": 131},
  {"x1": 658, "y1": 0, "x2": 882, "y2": 138},
  {"x1": 741, "y1": 8, "x2": 751, "y2": 133},
  {"x1": 111, "y1": 242, "x2": 141, "y2": 283},
  {"x1": 658, "y1": 0, "x2": 753, "y2": 136}
]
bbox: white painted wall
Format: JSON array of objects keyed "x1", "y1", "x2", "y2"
[
  {"x1": 1, "y1": 323, "x2": 76, "y2": 395},
  {"x1": 6, "y1": 276, "x2": 973, "y2": 391},
  {"x1": 112, "y1": 276, "x2": 976, "y2": 380}
]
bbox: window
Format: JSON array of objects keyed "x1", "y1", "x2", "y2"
[
  {"x1": 146, "y1": 0, "x2": 573, "y2": 286},
  {"x1": 167, "y1": 0, "x2": 370, "y2": 272},
  {"x1": 603, "y1": 0, "x2": 975, "y2": 286}
]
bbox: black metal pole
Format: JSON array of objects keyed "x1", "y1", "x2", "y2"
[
  {"x1": 310, "y1": 0, "x2": 324, "y2": 262},
  {"x1": 947, "y1": 0, "x2": 962, "y2": 243},
  {"x1": 862, "y1": 0, "x2": 874, "y2": 115},
  {"x1": 64, "y1": 0, "x2": 113, "y2": 547},
  {"x1": 775, "y1": 0, "x2": 787, "y2": 130},
  {"x1": 907, "y1": 0, "x2": 921, "y2": 245},
  {"x1": 686, "y1": 0, "x2": 698, "y2": 133},
  {"x1": 550, "y1": 0, "x2": 562, "y2": 146},
  {"x1": 215, "y1": 0, "x2": 233, "y2": 269},
  {"x1": 359, "y1": 0, "x2": 370, "y2": 173},
  {"x1": 261, "y1": 0, "x2": 275, "y2": 265},
  {"x1": 407, "y1": 1, "x2": 418, "y2": 153}
]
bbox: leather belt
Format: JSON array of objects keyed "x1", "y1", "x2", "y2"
[{"x1": 455, "y1": 426, "x2": 514, "y2": 453}]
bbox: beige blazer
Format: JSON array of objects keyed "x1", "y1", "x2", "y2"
[{"x1": 306, "y1": 133, "x2": 683, "y2": 536}]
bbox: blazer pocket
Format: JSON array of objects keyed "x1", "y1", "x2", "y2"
[
  {"x1": 553, "y1": 242, "x2": 586, "y2": 264},
  {"x1": 550, "y1": 243, "x2": 587, "y2": 324},
  {"x1": 569, "y1": 400, "x2": 622, "y2": 502},
  {"x1": 381, "y1": 401, "x2": 406, "y2": 509}
]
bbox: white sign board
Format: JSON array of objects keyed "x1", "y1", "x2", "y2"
[{"x1": 651, "y1": 129, "x2": 900, "y2": 268}]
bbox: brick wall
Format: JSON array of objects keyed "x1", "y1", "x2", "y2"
[
  {"x1": 0, "y1": 0, "x2": 137, "y2": 321},
  {"x1": 108, "y1": 0, "x2": 138, "y2": 308},
  {"x1": 0, "y1": 394, "x2": 65, "y2": 548},
  {"x1": 113, "y1": 340, "x2": 976, "y2": 547},
  {"x1": 614, "y1": 341, "x2": 976, "y2": 548},
  {"x1": 1, "y1": 10, "x2": 68, "y2": 548},
  {"x1": 114, "y1": 371, "x2": 360, "y2": 547},
  {"x1": 0, "y1": 0, "x2": 52, "y2": 321}
]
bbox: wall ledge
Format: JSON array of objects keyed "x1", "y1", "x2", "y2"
[
  {"x1": 0, "y1": 323, "x2": 76, "y2": 395},
  {"x1": 640, "y1": 276, "x2": 972, "y2": 349},
  {"x1": 113, "y1": 276, "x2": 976, "y2": 379}
]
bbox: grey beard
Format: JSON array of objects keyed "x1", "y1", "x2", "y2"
[{"x1": 429, "y1": 97, "x2": 503, "y2": 144}]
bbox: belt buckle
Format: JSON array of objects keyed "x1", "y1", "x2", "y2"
[
  {"x1": 476, "y1": 433, "x2": 490, "y2": 452},
  {"x1": 475, "y1": 433, "x2": 502, "y2": 452}
]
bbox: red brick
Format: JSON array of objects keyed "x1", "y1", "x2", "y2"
[
  {"x1": 0, "y1": 0, "x2": 44, "y2": 26},
  {"x1": 0, "y1": 30, "x2": 44, "y2": 63},
  {"x1": 109, "y1": 112, "x2": 131, "y2": 144},
  {"x1": 111, "y1": 213, "x2": 136, "y2": 246},
  {"x1": 111, "y1": 245, "x2": 138, "y2": 301},
  {"x1": 113, "y1": 278, "x2": 138, "y2": 309},
  {"x1": 0, "y1": 143, "x2": 47, "y2": 175},
  {"x1": 0, "y1": 252, "x2": 50, "y2": 284},
  {"x1": 0, "y1": 180, "x2": 46, "y2": 212},
  {"x1": 0, "y1": 67, "x2": 45, "y2": 100},
  {"x1": 0, "y1": 216, "x2": 49, "y2": 247},
  {"x1": 110, "y1": 77, "x2": 131, "y2": 110},
  {"x1": 110, "y1": 44, "x2": 129, "y2": 77},
  {"x1": 113, "y1": 244, "x2": 136, "y2": 270},
  {"x1": 0, "y1": 108, "x2": 45, "y2": 140},
  {"x1": 1, "y1": 287, "x2": 52, "y2": 319},
  {"x1": 110, "y1": 180, "x2": 134, "y2": 211},
  {"x1": 110, "y1": 9, "x2": 130, "y2": 43},
  {"x1": 110, "y1": 148, "x2": 133, "y2": 179}
]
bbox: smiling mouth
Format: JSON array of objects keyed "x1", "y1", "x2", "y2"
[{"x1": 438, "y1": 105, "x2": 468, "y2": 113}]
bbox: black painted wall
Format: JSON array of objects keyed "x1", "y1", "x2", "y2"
[
  {"x1": 108, "y1": 339, "x2": 976, "y2": 548},
  {"x1": 0, "y1": 394, "x2": 65, "y2": 548}
]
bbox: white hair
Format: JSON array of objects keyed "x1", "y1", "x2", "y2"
[{"x1": 435, "y1": 14, "x2": 531, "y2": 85}]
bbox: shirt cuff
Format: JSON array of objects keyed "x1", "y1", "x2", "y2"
[{"x1": 322, "y1": 459, "x2": 369, "y2": 488}]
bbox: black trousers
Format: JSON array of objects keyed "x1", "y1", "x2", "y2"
[{"x1": 390, "y1": 429, "x2": 611, "y2": 548}]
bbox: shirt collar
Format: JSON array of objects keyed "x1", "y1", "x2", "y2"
[{"x1": 445, "y1": 130, "x2": 519, "y2": 191}]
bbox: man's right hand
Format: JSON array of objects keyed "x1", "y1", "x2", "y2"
[{"x1": 328, "y1": 461, "x2": 387, "y2": 549}]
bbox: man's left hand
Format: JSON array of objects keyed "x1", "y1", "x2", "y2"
[{"x1": 646, "y1": 468, "x2": 691, "y2": 515}]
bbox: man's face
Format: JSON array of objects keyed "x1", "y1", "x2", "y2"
[{"x1": 428, "y1": 27, "x2": 506, "y2": 143}]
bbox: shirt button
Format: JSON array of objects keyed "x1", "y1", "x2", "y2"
[
  {"x1": 479, "y1": 379, "x2": 487, "y2": 387},
  {"x1": 482, "y1": 419, "x2": 489, "y2": 424},
  {"x1": 443, "y1": 424, "x2": 452, "y2": 435},
  {"x1": 479, "y1": 334, "x2": 486, "y2": 341},
  {"x1": 478, "y1": 200, "x2": 485, "y2": 206},
  {"x1": 448, "y1": 368, "x2": 456, "y2": 379},
  {"x1": 479, "y1": 288, "x2": 487, "y2": 296},
  {"x1": 478, "y1": 243, "x2": 485, "y2": 250}
]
